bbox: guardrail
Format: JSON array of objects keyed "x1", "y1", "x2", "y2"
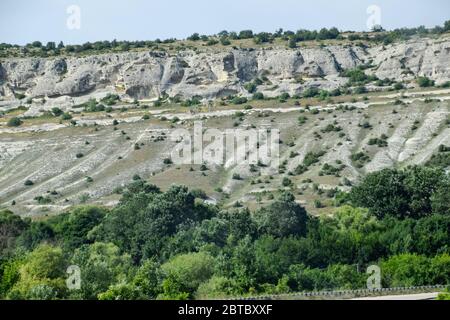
[{"x1": 229, "y1": 285, "x2": 447, "y2": 300}]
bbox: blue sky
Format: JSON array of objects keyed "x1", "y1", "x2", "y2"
[{"x1": 1, "y1": 0, "x2": 449, "y2": 45}]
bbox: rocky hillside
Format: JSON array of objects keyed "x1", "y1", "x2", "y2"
[
  {"x1": 1, "y1": 36, "x2": 450, "y2": 105},
  {"x1": 0, "y1": 36, "x2": 449, "y2": 217}
]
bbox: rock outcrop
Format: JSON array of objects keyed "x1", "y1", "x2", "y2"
[{"x1": 1, "y1": 36, "x2": 449, "y2": 105}]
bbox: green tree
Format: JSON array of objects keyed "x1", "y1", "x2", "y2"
[
  {"x1": 70, "y1": 242, "x2": 133, "y2": 299},
  {"x1": 412, "y1": 214, "x2": 450, "y2": 255},
  {"x1": 16, "y1": 221, "x2": 54, "y2": 250},
  {"x1": 159, "y1": 252, "x2": 215, "y2": 299},
  {"x1": 0, "y1": 210, "x2": 29, "y2": 254},
  {"x1": 94, "y1": 184, "x2": 214, "y2": 262},
  {"x1": 49, "y1": 205, "x2": 106, "y2": 250},
  {"x1": 0, "y1": 257, "x2": 23, "y2": 298},
  {"x1": 416, "y1": 76, "x2": 435, "y2": 87},
  {"x1": 431, "y1": 177, "x2": 450, "y2": 215},
  {"x1": 195, "y1": 276, "x2": 239, "y2": 299},
  {"x1": 403, "y1": 166, "x2": 445, "y2": 216},
  {"x1": 7, "y1": 117, "x2": 23, "y2": 127},
  {"x1": 350, "y1": 167, "x2": 445, "y2": 219},
  {"x1": 254, "y1": 192, "x2": 308, "y2": 238},
  {"x1": 10, "y1": 244, "x2": 67, "y2": 299},
  {"x1": 381, "y1": 253, "x2": 450, "y2": 287}
]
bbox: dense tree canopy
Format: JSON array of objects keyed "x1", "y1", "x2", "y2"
[
  {"x1": 350, "y1": 166, "x2": 448, "y2": 219},
  {"x1": 0, "y1": 164, "x2": 449, "y2": 299}
]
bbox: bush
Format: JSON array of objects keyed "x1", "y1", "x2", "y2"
[
  {"x1": 254, "y1": 192, "x2": 308, "y2": 238},
  {"x1": 160, "y1": 252, "x2": 215, "y2": 299},
  {"x1": 288, "y1": 38, "x2": 297, "y2": 48},
  {"x1": 232, "y1": 173, "x2": 241, "y2": 180},
  {"x1": 61, "y1": 113, "x2": 72, "y2": 120},
  {"x1": 350, "y1": 166, "x2": 447, "y2": 219},
  {"x1": 282, "y1": 177, "x2": 292, "y2": 187},
  {"x1": 51, "y1": 107, "x2": 63, "y2": 116},
  {"x1": 343, "y1": 68, "x2": 369, "y2": 84},
  {"x1": 302, "y1": 87, "x2": 319, "y2": 98},
  {"x1": 187, "y1": 33, "x2": 200, "y2": 41},
  {"x1": 354, "y1": 86, "x2": 367, "y2": 94},
  {"x1": 244, "y1": 82, "x2": 257, "y2": 93},
  {"x1": 417, "y1": 76, "x2": 435, "y2": 88},
  {"x1": 381, "y1": 253, "x2": 450, "y2": 287},
  {"x1": 231, "y1": 97, "x2": 248, "y2": 105},
  {"x1": 220, "y1": 37, "x2": 231, "y2": 46},
  {"x1": 7, "y1": 117, "x2": 22, "y2": 127},
  {"x1": 14, "y1": 93, "x2": 26, "y2": 100},
  {"x1": 393, "y1": 82, "x2": 404, "y2": 90},
  {"x1": 252, "y1": 92, "x2": 264, "y2": 100},
  {"x1": 238, "y1": 30, "x2": 253, "y2": 39}
]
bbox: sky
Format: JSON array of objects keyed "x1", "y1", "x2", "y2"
[{"x1": 0, "y1": 0, "x2": 449, "y2": 45}]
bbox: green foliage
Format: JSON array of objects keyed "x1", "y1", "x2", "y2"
[
  {"x1": 431, "y1": 179, "x2": 450, "y2": 215},
  {"x1": 367, "y1": 135, "x2": 388, "y2": 147},
  {"x1": 92, "y1": 184, "x2": 213, "y2": 262},
  {"x1": 426, "y1": 152, "x2": 450, "y2": 169},
  {"x1": 7, "y1": 117, "x2": 23, "y2": 127},
  {"x1": 353, "y1": 86, "x2": 367, "y2": 94},
  {"x1": 159, "y1": 252, "x2": 215, "y2": 299},
  {"x1": 1, "y1": 162, "x2": 449, "y2": 299},
  {"x1": 252, "y1": 92, "x2": 264, "y2": 100},
  {"x1": 286, "y1": 263, "x2": 365, "y2": 292},
  {"x1": 294, "y1": 150, "x2": 326, "y2": 175},
  {"x1": 416, "y1": 76, "x2": 435, "y2": 88},
  {"x1": 437, "y1": 287, "x2": 450, "y2": 300},
  {"x1": 0, "y1": 210, "x2": 29, "y2": 254},
  {"x1": 48, "y1": 206, "x2": 106, "y2": 250},
  {"x1": 15, "y1": 221, "x2": 54, "y2": 250},
  {"x1": 195, "y1": 276, "x2": 240, "y2": 299},
  {"x1": 253, "y1": 192, "x2": 308, "y2": 238},
  {"x1": 381, "y1": 253, "x2": 450, "y2": 287},
  {"x1": 101, "y1": 94, "x2": 120, "y2": 105},
  {"x1": 319, "y1": 163, "x2": 345, "y2": 176},
  {"x1": 350, "y1": 151, "x2": 370, "y2": 167},
  {"x1": 231, "y1": 96, "x2": 248, "y2": 105},
  {"x1": 304, "y1": 150, "x2": 326, "y2": 169},
  {"x1": 83, "y1": 99, "x2": 105, "y2": 112},
  {"x1": 61, "y1": 112, "x2": 72, "y2": 120},
  {"x1": 281, "y1": 177, "x2": 292, "y2": 187},
  {"x1": 302, "y1": 87, "x2": 319, "y2": 98},
  {"x1": 181, "y1": 97, "x2": 201, "y2": 107},
  {"x1": 220, "y1": 37, "x2": 231, "y2": 46},
  {"x1": 350, "y1": 166, "x2": 447, "y2": 219},
  {"x1": 0, "y1": 258, "x2": 22, "y2": 298},
  {"x1": 342, "y1": 68, "x2": 377, "y2": 85},
  {"x1": 9, "y1": 244, "x2": 67, "y2": 299},
  {"x1": 14, "y1": 93, "x2": 26, "y2": 100},
  {"x1": 254, "y1": 32, "x2": 272, "y2": 44},
  {"x1": 51, "y1": 107, "x2": 63, "y2": 116},
  {"x1": 70, "y1": 242, "x2": 133, "y2": 299}
]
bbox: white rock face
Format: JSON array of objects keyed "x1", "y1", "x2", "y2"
[
  {"x1": 369, "y1": 38, "x2": 450, "y2": 84},
  {"x1": 2, "y1": 37, "x2": 448, "y2": 105}
]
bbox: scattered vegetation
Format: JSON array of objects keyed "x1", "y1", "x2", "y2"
[
  {"x1": 1, "y1": 167, "x2": 448, "y2": 300},
  {"x1": 7, "y1": 117, "x2": 23, "y2": 127}
]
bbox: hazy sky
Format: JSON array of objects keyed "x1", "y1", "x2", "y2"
[{"x1": 1, "y1": 0, "x2": 449, "y2": 45}]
